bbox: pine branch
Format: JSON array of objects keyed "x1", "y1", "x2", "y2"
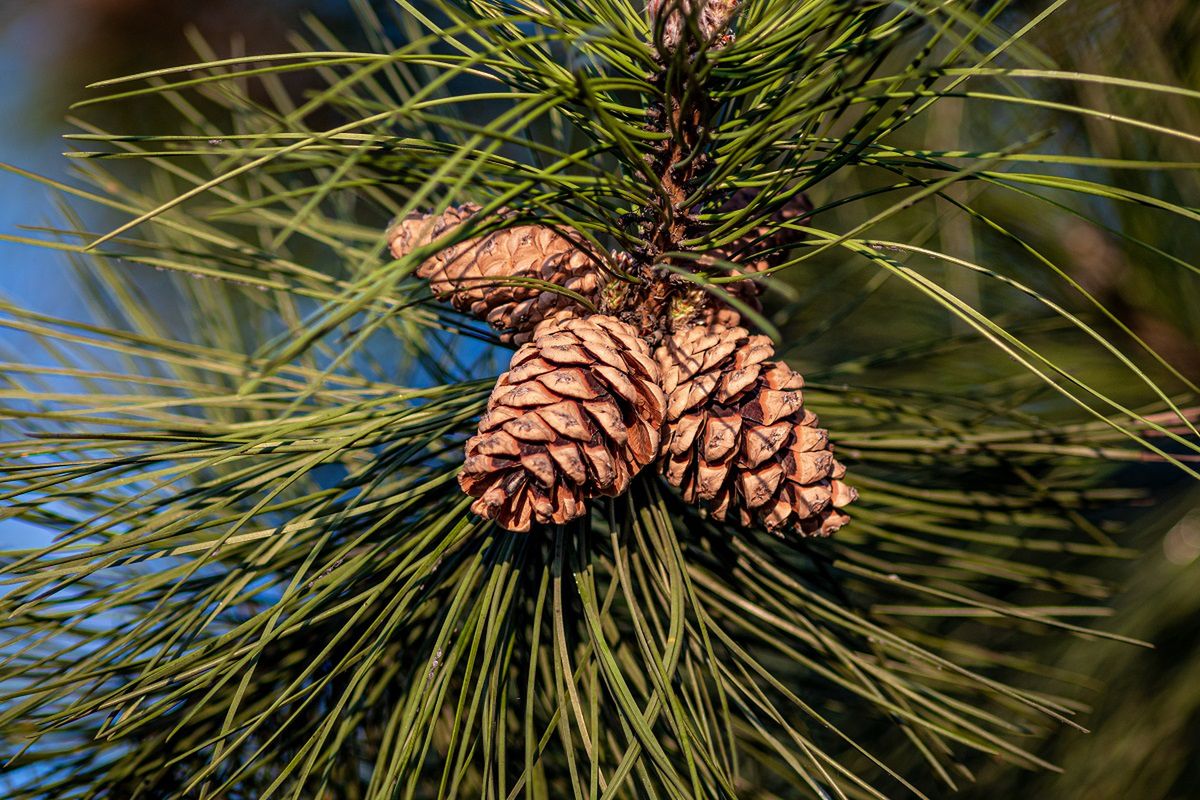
[{"x1": 1, "y1": 1, "x2": 1198, "y2": 798}]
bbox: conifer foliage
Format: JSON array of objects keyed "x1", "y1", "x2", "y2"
[{"x1": 1, "y1": 1, "x2": 1198, "y2": 798}]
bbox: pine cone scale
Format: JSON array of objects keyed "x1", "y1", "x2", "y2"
[
  {"x1": 474, "y1": 430, "x2": 522, "y2": 456},
  {"x1": 537, "y1": 402, "x2": 594, "y2": 440},
  {"x1": 702, "y1": 410, "x2": 741, "y2": 462},
  {"x1": 537, "y1": 368, "x2": 603, "y2": 400},
  {"x1": 582, "y1": 398, "x2": 627, "y2": 445},
  {"x1": 504, "y1": 412, "x2": 557, "y2": 443},
  {"x1": 740, "y1": 420, "x2": 788, "y2": 467},
  {"x1": 547, "y1": 442, "x2": 588, "y2": 483}
]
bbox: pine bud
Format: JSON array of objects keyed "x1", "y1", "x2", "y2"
[{"x1": 647, "y1": 0, "x2": 741, "y2": 53}]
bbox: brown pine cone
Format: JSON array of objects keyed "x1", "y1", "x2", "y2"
[
  {"x1": 388, "y1": 204, "x2": 607, "y2": 343},
  {"x1": 459, "y1": 315, "x2": 667, "y2": 532},
  {"x1": 656, "y1": 324, "x2": 856, "y2": 536}
]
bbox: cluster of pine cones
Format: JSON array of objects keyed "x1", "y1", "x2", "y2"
[{"x1": 388, "y1": 200, "x2": 857, "y2": 535}]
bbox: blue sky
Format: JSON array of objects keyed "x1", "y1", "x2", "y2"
[
  {"x1": 0, "y1": 14, "x2": 85, "y2": 552},
  {"x1": 0, "y1": 8, "x2": 86, "y2": 311}
]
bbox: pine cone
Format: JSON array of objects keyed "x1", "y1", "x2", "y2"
[
  {"x1": 459, "y1": 315, "x2": 667, "y2": 532},
  {"x1": 656, "y1": 324, "x2": 856, "y2": 535},
  {"x1": 388, "y1": 204, "x2": 607, "y2": 343}
]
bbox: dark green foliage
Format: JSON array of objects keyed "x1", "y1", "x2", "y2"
[{"x1": 1, "y1": 1, "x2": 1198, "y2": 797}]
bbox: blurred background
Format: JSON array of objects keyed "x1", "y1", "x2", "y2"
[{"x1": 1, "y1": 1, "x2": 1197, "y2": 797}]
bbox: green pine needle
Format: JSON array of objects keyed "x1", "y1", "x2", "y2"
[{"x1": 2, "y1": 2, "x2": 1198, "y2": 798}]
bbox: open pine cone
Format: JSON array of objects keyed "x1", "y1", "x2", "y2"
[
  {"x1": 656, "y1": 323, "x2": 857, "y2": 535},
  {"x1": 388, "y1": 204, "x2": 607, "y2": 343},
  {"x1": 458, "y1": 315, "x2": 666, "y2": 531}
]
